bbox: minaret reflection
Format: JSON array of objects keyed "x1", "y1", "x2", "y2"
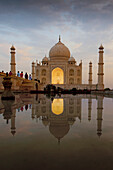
[
  {"x1": 2, "y1": 100, "x2": 14, "y2": 124},
  {"x1": 32, "y1": 102, "x2": 35, "y2": 119},
  {"x1": 97, "y1": 96, "x2": 103, "y2": 137},
  {"x1": 2, "y1": 100, "x2": 16, "y2": 135},
  {"x1": 11, "y1": 109, "x2": 16, "y2": 136},
  {"x1": 88, "y1": 98, "x2": 92, "y2": 121}
]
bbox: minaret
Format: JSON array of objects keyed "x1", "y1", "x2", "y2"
[
  {"x1": 98, "y1": 45, "x2": 104, "y2": 90},
  {"x1": 32, "y1": 61, "x2": 35, "y2": 80},
  {"x1": 59, "y1": 35, "x2": 61, "y2": 42},
  {"x1": 88, "y1": 62, "x2": 92, "y2": 85},
  {"x1": 97, "y1": 97, "x2": 103, "y2": 137},
  {"x1": 10, "y1": 45, "x2": 16, "y2": 76},
  {"x1": 11, "y1": 109, "x2": 16, "y2": 136},
  {"x1": 79, "y1": 60, "x2": 82, "y2": 84}
]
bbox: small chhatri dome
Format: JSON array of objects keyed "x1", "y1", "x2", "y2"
[
  {"x1": 99, "y1": 44, "x2": 104, "y2": 50},
  {"x1": 68, "y1": 56, "x2": 75, "y2": 62},
  {"x1": 49, "y1": 36, "x2": 70, "y2": 60},
  {"x1": 42, "y1": 55, "x2": 48, "y2": 62},
  {"x1": 10, "y1": 45, "x2": 15, "y2": 50}
]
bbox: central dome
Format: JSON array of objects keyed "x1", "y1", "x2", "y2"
[{"x1": 49, "y1": 36, "x2": 70, "y2": 60}]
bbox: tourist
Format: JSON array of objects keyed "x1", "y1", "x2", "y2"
[
  {"x1": 17, "y1": 71, "x2": 20, "y2": 77},
  {"x1": 25, "y1": 105, "x2": 28, "y2": 110},
  {"x1": 9, "y1": 71, "x2": 12, "y2": 76},
  {"x1": 20, "y1": 71, "x2": 23, "y2": 78},
  {"x1": 29, "y1": 104, "x2": 32, "y2": 109},
  {"x1": 21, "y1": 107, "x2": 23, "y2": 112},
  {"x1": 6, "y1": 72, "x2": 8, "y2": 76},
  {"x1": 29, "y1": 74, "x2": 32, "y2": 80},
  {"x1": 25, "y1": 72, "x2": 28, "y2": 79}
]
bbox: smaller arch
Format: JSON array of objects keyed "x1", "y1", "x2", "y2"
[
  {"x1": 41, "y1": 69, "x2": 46, "y2": 76},
  {"x1": 41, "y1": 106, "x2": 46, "y2": 113},
  {"x1": 42, "y1": 98, "x2": 46, "y2": 104},
  {"x1": 69, "y1": 107, "x2": 74, "y2": 114},
  {"x1": 69, "y1": 78, "x2": 74, "y2": 84},
  {"x1": 77, "y1": 70, "x2": 80, "y2": 76},
  {"x1": 77, "y1": 78, "x2": 80, "y2": 84},
  {"x1": 42, "y1": 78, "x2": 46, "y2": 84},
  {"x1": 69, "y1": 98, "x2": 74, "y2": 105},
  {"x1": 69, "y1": 69, "x2": 74, "y2": 76},
  {"x1": 36, "y1": 70, "x2": 38, "y2": 76}
]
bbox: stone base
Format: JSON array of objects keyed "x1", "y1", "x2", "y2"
[
  {"x1": 97, "y1": 84, "x2": 104, "y2": 90},
  {"x1": 39, "y1": 84, "x2": 97, "y2": 91}
]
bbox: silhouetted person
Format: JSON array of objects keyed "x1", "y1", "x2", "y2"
[
  {"x1": 25, "y1": 105, "x2": 28, "y2": 110},
  {"x1": 21, "y1": 107, "x2": 23, "y2": 112},
  {"x1": 18, "y1": 108, "x2": 20, "y2": 112},
  {"x1": 29, "y1": 74, "x2": 32, "y2": 80},
  {"x1": 29, "y1": 104, "x2": 32, "y2": 109},
  {"x1": 25, "y1": 72, "x2": 28, "y2": 79},
  {"x1": 20, "y1": 71, "x2": 23, "y2": 78},
  {"x1": 6, "y1": 72, "x2": 8, "y2": 76},
  {"x1": 17, "y1": 71, "x2": 20, "y2": 77},
  {"x1": 9, "y1": 71, "x2": 12, "y2": 76}
]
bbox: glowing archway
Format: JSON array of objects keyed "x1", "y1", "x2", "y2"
[
  {"x1": 52, "y1": 99, "x2": 64, "y2": 115},
  {"x1": 52, "y1": 67, "x2": 64, "y2": 84}
]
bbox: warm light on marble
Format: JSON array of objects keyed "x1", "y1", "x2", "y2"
[
  {"x1": 52, "y1": 67, "x2": 64, "y2": 84},
  {"x1": 52, "y1": 98, "x2": 64, "y2": 115}
]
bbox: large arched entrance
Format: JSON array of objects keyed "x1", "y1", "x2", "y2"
[{"x1": 52, "y1": 67, "x2": 64, "y2": 84}]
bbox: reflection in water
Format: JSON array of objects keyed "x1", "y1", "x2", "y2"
[
  {"x1": 0, "y1": 94, "x2": 104, "y2": 140},
  {"x1": 1, "y1": 94, "x2": 113, "y2": 170},
  {"x1": 32, "y1": 95, "x2": 82, "y2": 142},
  {"x1": 88, "y1": 98, "x2": 92, "y2": 121},
  {"x1": 2, "y1": 100, "x2": 16, "y2": 135},
  {"x1": 52, "y1": 98, "x2": 64, "y2": 115},
  {"x1": 97, "y1": 97, "x2": 103, "y2": 137}
]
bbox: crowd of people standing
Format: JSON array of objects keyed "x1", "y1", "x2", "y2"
[
  {"x1": 17, "y1": 71, "x2": 23, "y2": 78},
  {"x1": 17, "y1": 71, "x2": 32, "y2": 80},
  {"x1": 0, "y1": 70, "x2": 32, "y2": 80}
]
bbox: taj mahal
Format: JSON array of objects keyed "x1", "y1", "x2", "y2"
[
  {"x1": 32, "y1": 36, "x2": 104, "y2": 91},
  {"x1": 0, "y1": 36, "x2": 104, "y2": 91}
]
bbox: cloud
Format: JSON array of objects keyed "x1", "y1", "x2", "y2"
[{"x1": 0, "y1": 0, "x2": 113, "y2": 87}]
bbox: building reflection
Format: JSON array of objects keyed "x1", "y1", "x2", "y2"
[
  {"x1": 88, "y1": 98, "x2": 92, "y2": 121},
  {"x1": 97, "y1": 96, "x2": 103, "y2": 137},
  {"x1": 31, "y1": 94, "x2": 82, "y2": 142},
  {"x1": 0, "y1": 94, "x2": 104, "y2": 139},
  {"x1": 52, "y1": 98, "x2": 64, "y2": 115},
  {"x1": 2, "y1": 100, "x2": 16, "y2": 135}
]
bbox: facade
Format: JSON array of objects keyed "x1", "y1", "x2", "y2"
[
  {"x1": 33, "y1": 36, "x2": 82, "y2": 88},
  {"x1": 0, "y1": 36, "x2": 104, "y2": 91},
  {"x1": 32, "y1": 36, "x2": 104, "y2": 90}
]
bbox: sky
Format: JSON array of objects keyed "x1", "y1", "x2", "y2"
[{"x1": 0, "y1": 0, "x2": 113, "y2": 88}]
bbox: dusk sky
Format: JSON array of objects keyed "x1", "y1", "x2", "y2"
[{"x1": 0, "y1": 0, "x2": 113, "y2": 88}]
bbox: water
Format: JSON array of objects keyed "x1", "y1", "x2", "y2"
[{"x1": 0, "y1": 94, "x2": 113, "y2": 170}]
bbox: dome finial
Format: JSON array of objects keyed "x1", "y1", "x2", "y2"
[{"x1": 59, "y1": 35, "x2": 61, "y2": 42}]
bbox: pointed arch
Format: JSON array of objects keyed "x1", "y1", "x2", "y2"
[{"x1": 52, "y1": 67, "x2": 64, "y2": 84}]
